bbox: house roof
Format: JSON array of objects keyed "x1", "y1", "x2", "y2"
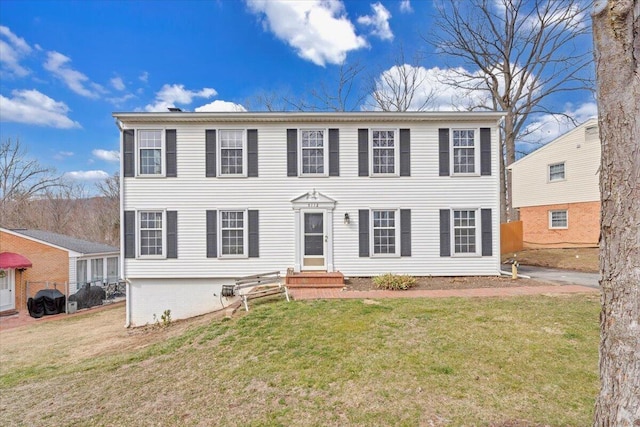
[
  {"x1": 113, "y1": 111, "x2": 505, "y2": 126},
  {"x1": 5, "y1": 229, "x2": 118, "y2": 255}
]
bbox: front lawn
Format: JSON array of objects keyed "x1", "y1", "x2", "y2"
[{"x1": 0, "y1": 295, "x2": 599, "y2": 426}]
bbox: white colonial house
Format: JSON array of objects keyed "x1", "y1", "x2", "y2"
[{"x1": 114, "y1": 111, "x2": 504, "y2": 326}]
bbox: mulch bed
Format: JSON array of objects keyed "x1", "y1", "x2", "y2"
[{"x1": 344, "y1": 275, "x2": 551, "y2": 292}]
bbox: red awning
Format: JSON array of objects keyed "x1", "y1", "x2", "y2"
[{"x1": 0, "y1": 252, "x2": 33, "y2": 269}]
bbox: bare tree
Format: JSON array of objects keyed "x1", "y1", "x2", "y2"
[
  {"x1": 367, "y1": 48, "x2": 436, "y2": 112},
  {"x1": 430, "y1": 0, "x2": 593, "y2": 222},
  {"x1": 94, "y1": 173, "x2": 120, "y2": 246},
  {"x1": 0, "y1": 138, "x2": 61, "y2": 227},
  {"x1": 592, "y1": 0, "x2": 640, "y2": 424}
]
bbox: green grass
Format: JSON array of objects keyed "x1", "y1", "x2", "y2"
[{"x1": 0, "y1": 295, "x2": 600, "y2": 426}]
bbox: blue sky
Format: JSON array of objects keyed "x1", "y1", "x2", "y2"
[{"x1": 0, "y1": 0, "x2": 595, "y2": 190}]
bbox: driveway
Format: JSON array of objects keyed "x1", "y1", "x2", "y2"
[{"x1": 509, "y1": 265, "x2": 600, "y2": 289}]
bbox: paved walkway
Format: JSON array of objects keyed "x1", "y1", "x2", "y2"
[
  {"x1": 290, "y1": 284, "x2": 598, "y2": 301},
  {"x1": 515, "y1": 265, "x2": 600, "y2": 288}
]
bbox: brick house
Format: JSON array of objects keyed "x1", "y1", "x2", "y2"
[
  {"x1": 509, "y1": 118, "x2": 600, "y2": 248},
  {"x1": 0, "y1": 228, "x2": 119, "y2": 314}
]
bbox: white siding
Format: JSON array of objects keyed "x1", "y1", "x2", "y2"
[
  {"x1": 511, "y1": 119, "x2": 600, "y2": 208},
  {"x1": 68, "y1": 257, "x2": 76, "y2": 294},
  {"x1": 122, "y1": 120, "x2": 501, "y2": 279}
]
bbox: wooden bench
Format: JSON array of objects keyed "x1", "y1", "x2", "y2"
[{"x1": 233, "y1": 271, "x2": 290, "y2": 311}]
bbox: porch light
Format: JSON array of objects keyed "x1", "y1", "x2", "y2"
[{"x1": 344, "y1": 213, "x2": 350, "y2": 225}]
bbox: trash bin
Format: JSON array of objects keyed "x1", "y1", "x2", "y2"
[{"x1": 67, "y1": 301, "x2": 77, "y2": 314}]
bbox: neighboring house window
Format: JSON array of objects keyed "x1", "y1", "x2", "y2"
[
  {"x1": 372, "y1": 130, "x2": 397, "y2": 175},
  {"x1": 300, "y1": 129, "x2": 326, "y2": 175},
  {"x1": 372, "y1": 210, "x2": 397, "y2": 255},
  {"x1": 452, "y1": 129, "x2": 476, "y2": 174},
  {"x1": 220, "y1": 210, "x2": 246, "y2": 256},
  {"x1": 91, "y1": 258, "x2": 104, "y2": 283},
  {"x1": 138, "y1": 130, "x2": 163, "y2": 175},
  {"x1": 76, "y1": 259, "x2": 87, "y2": 285},
  {"x1": 106, "y1": 257, "x2": 118, "y2": 282},
  {"x1": 549, "y1": 162, "x2": 565, "y2": 181},
  {"x1": 219, "y1": 130, "x2": 245, "y2": 176},
  {"x1": 549, "y1": 210, "x2": 568, "y2": 229},
  {"x1": 453, "y1": 209, "x2": 477, "y2": 254},
  {"x1": 140, "y1": 211, "x2": 164, "y2": 256}
]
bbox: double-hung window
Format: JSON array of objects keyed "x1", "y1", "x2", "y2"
[
  {"x1": 106, "y1": 257, "x2": 119, "y2": 282},
  {"x1": 138, "y1": 130, "x2": 163, "y2": 176},
  {"x1": 453, "y1": 209, "x2": 477, "y2": 254},
  {"x1": 549, "y1": 210, "x2": 568, "y2": 229},
  {"x1": 220, "y1": 210, "x2": 247, "y2": 256},
  {"x1": 549, "y1": 162, "x2": 565, "y2": 182},
  {"x1": 300, "y1": 130, "x2": 326, "y2": 175},
  {"x1": 219, "y1": 130, "x2": 245, "y2": 176},
  {"x1": 91, "y1": 258, "x2": 104, "y2": 283},
  {"x1": 452, "y1": 129, "x2": 477, "y2": 174},
  {"x1": 139, "y1": 211, "x2": 164, "y2": 256},
  {"x1": 372, "y1": 130, "x2": 397, "y2": 175},
  {"x1": 372, "y1": 210, "x2": 398, "y2": 255},
  {"x1": 76, "y1": 259, "x2": 87, "y2": 285}
]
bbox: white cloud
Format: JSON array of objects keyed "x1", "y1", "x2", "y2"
[
  {"x1": 0, "y1": 89, "x2": 81, "y2": 128},
  {"x1": 0, "y1": 26, "x2": 33, "y2": 77},
  {"x1": 110, "y1": 76, "x2": 126, "y2": 91},
  {"x1": 44, "y1": 51, "x2": 105, "y2": 98},
  {"x1": 399, "y1": 0, "x2": 412, "y2": 13},
  {"x1": 139, "y1": 71, "x2": 149, "y2": 83},
  {"x1": 357, "y1": 2, "x2": 393, "y2": 40},
  {"x1": 64, "y1": 170, "x2": 110, "y2": 181},
  {"x1": 92, "y1": 149, "x2": 120, "y2": 162},
  {"x1": 245, "y1": 0, "x2": 368, "y2": 66},
  {"x1": 53, "y1": 151, "x2": 74, "y2": 160},
  {"x1": 522, "y1": 3, "x2": 588, "y2": 32},
  {"x1": 107, "y1": 93, "x2": 136, "y2": 106},
  {"x1": 195, "y1": 100, "x2": 247, "y2": 112},
  {"x1": 144, "y1": 84, "x2": 217, "y2": 112}
]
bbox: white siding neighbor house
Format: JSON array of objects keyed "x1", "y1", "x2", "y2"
[
  {"x1": 510, "y1": 118, "x2": 600, "y2": 248},
  {"x1": 114, "y1": 111, "x2": 504, "y2": 326}
]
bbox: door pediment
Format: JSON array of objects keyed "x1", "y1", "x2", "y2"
[{"x1": 291, "y1": 189, "x2": 336, "y2": 211}]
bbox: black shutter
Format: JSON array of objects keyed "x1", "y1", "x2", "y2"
[
  {"x1": 123, "y1": 130, "x2": 135, "y2": 177},
  {"x1": 359, "y1": 210, "x2": 369, "y2": 257},
  {"x1": 287, "y1": 129, "x2": 298, "y2": 177},
  {"x1": 165, "y1": 129, "x2": 177, "y2": 177},
  {"x1": 481, "y1": 208, "x2": 493, "y2": 256},
  {"x1": 439, "y1": 209, "x2": 451, "y2": 257},
  {"x1": 205, "y1": 130, "x2": 217, "y2": 177},
  {"x1": 400, "y1": 129, "x2": 410, "y2": 177},
  {"x1": 124, "y1": 210, "x2": 135, "y2": 258},
  {"x1": 206, "y1": 210, "x2": 217, "y2": 258},
  {"x1": 166, "y1": 211, "x2": 177, "y2": 258},
  {"x1": 248, "y1": 210, "x2": 259, "y2": 257},
  {"x1": 358, "y1": 129, "x2": 369, "y2": 176},
  {"x1": 247, "y1": 129, "x2": 258, "y2": 177},
  {"x1": 400, "y1": 209, "x2": 411, "y2": 256},
  {"x1": 329, "y1": 128, "x2": 339, "y2": 176},
  {"x1": 439, "y1": 128, "x2": 450, "y2": 176},
  {"x1": 480, "y1": 128, "x2": 491, "y2": 176}
]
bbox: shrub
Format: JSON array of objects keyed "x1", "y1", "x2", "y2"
[{"x1": 373, "y1": 273, "x2": 417, "y2": 290}]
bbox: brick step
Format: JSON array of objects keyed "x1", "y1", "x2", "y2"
[
  {"x1": 286, "y1": 282, "x2": 345, "y2": 289},
  {"x1": 285, "y1": 271, "x2": 344, "y2": 287}
]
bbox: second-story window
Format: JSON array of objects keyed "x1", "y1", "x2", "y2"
[
  {"x1": 138, "y1": 130, "x2": 163, "y2": 176},
  {"x1": 452, "y1": 129, "x2": 476, "y2": 174},
  {"x1": 300, "y1": 130, "x2": 326, "y2": 175},
  {"x1": 549, "y1": 162, "x2": 565, "y2": 182},
  {"x1": 372, "y1": 130, "x2": 396, "y2": 175},
  {"x1": 219, "y1": 130, "x2": 245, "y2": 176}
]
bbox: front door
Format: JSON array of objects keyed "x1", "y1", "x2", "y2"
[
  {"x1": 302, "y1": 212, "x2": 326, "y2": 270},
  {"x1": 0, "y1": 269, "x2": 15, "y2": 312}
]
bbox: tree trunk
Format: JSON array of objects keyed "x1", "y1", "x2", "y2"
[{"x1": 592, "y1": 1, "x2": 640, "y2": 425}]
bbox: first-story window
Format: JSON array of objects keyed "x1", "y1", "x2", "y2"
[
  {"x1": 106, "y1": 257, "x2": 119, "y2": 282},
  {"x1": 549, "y1": 210, "x2": 568, "y2": 229},
  {"x1": 138, "y1": 130, "x2": 163, "y2": 175},
  {"x1": 91, "y1": 258, "x2": 104, "y2": 283},
  {"x1": 372, "y1": 210, "x2": 397, "y2": 255},
  {"x1": 220, "y1": 210, "x2": 246, "y2": 256},
  {"x1": 219, "y1": 130, "x2": 245, "y2": 175},
  {"x1": 301, "y1": 129, "x2": 326, "y2": 175},
  {"x1": 372, "y1": 130, "x2": 396, "y2": 175},
  {"x1": 452, "y1": 129, "x2": 476, "y2": 174},
  {"x1": 76, "y1": 259, "x2": 87, "y2": 285},
  {"x1": 140, "y1": 211, "x2": 164, "y2": 256},
  {"x1": 453, "y1": 209, "x2": 477, "y2": 254}
]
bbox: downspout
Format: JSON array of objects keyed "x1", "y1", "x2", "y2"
[{"x1": 116, "y1": 118, "x2": 131, "y2": 328}]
